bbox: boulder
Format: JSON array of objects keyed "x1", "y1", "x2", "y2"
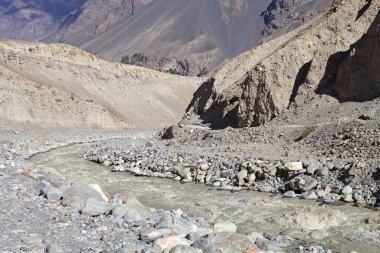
[
  {"x1": 170, "y1": 245, "x2": 200, "y2": 253},
  {"x1": 81, "y1": 198, "x2": 112, "y2": 216},
  {"x1": 153, "y1": 236, "x2": 191, "y2": 253},
  {"x1": 61, "y1": 184, "x2": 107, "y2": 211},
  {"x1": 284, "y1": 162, "x2": 303, "y2": 172},
  {"x1": 289, "y1": 176, "x2": 318, "y2": 192},
  {"x1": 140, "y1": 228, "x2": 172, "y2": 242},
  {"x1": 213, "y1": 222, "x2": 237, "y2": 233},
  {"x1": 117, "y1": 192, "x2": 152, "y2": 219},
  {"x1": 191, "y1": 232, "x2": 253, "y2": 253}
]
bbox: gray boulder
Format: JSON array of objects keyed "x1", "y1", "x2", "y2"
[
  {"x1": 62, "y1": 184, "x2": 107, "y2": 211},
  {"x1": 191, "y1": 232, "x2": 253, "y2": 253},
  {"x1": 81, "y1": 198, "x2": 113, "y2": 216}
]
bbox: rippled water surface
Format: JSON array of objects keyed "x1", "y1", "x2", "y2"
[{"x1": 29, "y1": 141, "x2": 380, "y2": 253}]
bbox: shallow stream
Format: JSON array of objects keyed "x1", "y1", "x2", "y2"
[{"x1": 29, "y1": 140, "x2": 380, "y2": 253}]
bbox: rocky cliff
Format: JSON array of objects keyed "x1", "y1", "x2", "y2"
[
  {"x1": 334, "y1": 4, "x2": 380, "y2": 102},
  {"x1": 182, "y1": 0, "x2": 380, "y2": 128}
]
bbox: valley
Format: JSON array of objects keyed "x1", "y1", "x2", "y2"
[{"x1": 0, "y1": 0, "x2": 379, "y2": 252}]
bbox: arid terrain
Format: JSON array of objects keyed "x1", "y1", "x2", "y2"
[
  {"x1": 0, "y1": 0, "x2": 380, "y2": 253},
  {"x1": 0, "y1": 0, "x2": 332, "y2": 75}
]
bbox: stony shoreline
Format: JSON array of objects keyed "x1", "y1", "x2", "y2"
[
  {"x1": 0, "y1": 141, "x2": 335, "y2": 253},
  {"x1": 84, "y1": 125, "x2": 380, "y2": 208}
]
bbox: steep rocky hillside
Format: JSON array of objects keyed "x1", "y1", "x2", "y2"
[
  {"x1": 0, "y1": 0, "x2": 331, "y2": 76},
  {"x1": 80, "y1": 0, "x2": 272, "y2": 75},
  {"x1": 261, "y1": 0, "x2": 333, "y2": 38},
  {"x1": 0, "y1": 40, "x2": 200, "y2": 129},
  {"x1": 81, "y1": 0, "x2": 331, "y2": 75},
  {"x1": 0, "y1": 0, "x2": 85, "y2": 41},
  {"x1": 0, "y1": 0, "x2": 151, "y2": 43},
  {"x1": 182, "y1": 0, "x2": 380, "y2": 128}
]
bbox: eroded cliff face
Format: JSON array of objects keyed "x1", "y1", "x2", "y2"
[
  {"x1": 182, "y1": 0, "x2": 380, "y2": 128},
  {"x1": 334, "y1": 8, "x2": 380, "y2": 102}
]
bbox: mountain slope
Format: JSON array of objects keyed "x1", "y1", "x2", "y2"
[
  {"x1": 0, "y1": 0, "x2": 332, "y2": 76},
  {"x1": 80, "y1": 0, "x2": 272, "y2": 74},
  {"x1": 0, "y1": 0, "x2": 85, "y2": 41},
  {"x1": 0, "y1": 39, "x2": 200, "y2": 129},
  {"x1": 182, "y1": 0, "x2": 380, "y2": 128}
]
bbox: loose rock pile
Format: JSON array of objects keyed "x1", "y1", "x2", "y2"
[
  {"x1": 0, "y1": 161, "x2": 336, "y2": 252},
  {"x1": 85, "y1": 124, "x2": 380, "y2": 207}
]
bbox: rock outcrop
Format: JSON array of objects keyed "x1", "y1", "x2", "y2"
[
  {"x1": 182, "y1": 0, "x2": 380, "y2": 128},
  {"x1": 334, "y1": 5, "x2": 380, "y2": 102},
  {"x1": 261, "y1": 0, "x2": 333, "y2": 38}
]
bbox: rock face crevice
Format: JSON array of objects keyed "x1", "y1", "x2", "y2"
[{"x1": 182, "y1": 0, "x2": 380, "y2": 128}]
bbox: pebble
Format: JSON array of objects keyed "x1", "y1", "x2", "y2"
[
  {"x1": 213, "y1": 222, "x2": 237, "y2": 233},
  {"x1": 169, "y1": 245, "x2": 199, "y2": 253},
  {"x1": 153, "y1": 236, "x2": 190, "y2": 253},
  {"x1": 140, "y1": 228, "x2": 172, "y2": 242},
  {"x1": 302, "y1": 191, "x2": 318, "y2": 200},
  {"x1": 283, "y1": 191, "x2": 296, "y2": 198},
  {"x1": 284, "y1": 162, "x2": 303, "y2": 171},
  {"x1": 46, "y1": 187, "x2": 62, "y2": 201}
]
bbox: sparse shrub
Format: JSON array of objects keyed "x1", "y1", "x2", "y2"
[
  {"x1": 167, "y1": 68, "x2": 182, "y2": 75},
  {"x1": 300, "y1": 125, "x2": 318, "y2": 139},
  {"x1": 197, "y1": 66, "x2": 209, "y2": 77},
  {"x1": 121, "y1": 55, "x2": 130, "y2": 64},
  {"x1": 120, "y1": 53, "x2": 148, "y2": 66}
]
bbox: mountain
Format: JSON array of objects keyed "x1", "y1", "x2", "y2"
[
  {"x1": 182, "y1": 0, "x2": 380, "y2": 128},
  {"x1": 0, "y1": 39, "x2": 200, "y2": 129},
  {"x1": 0, "y1": 0, "x2": 85, "y2": 41},
  {"x1": 0, "y1": 0, "x2": 332, "y2": 76}
]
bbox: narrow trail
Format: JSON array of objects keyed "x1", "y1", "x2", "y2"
[{"x1": 29, "y1": 140, "x2": 380, "y2": 253}]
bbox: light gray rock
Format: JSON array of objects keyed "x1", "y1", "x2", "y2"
[
  {"x1": 117, "y1": 192, "x2": 152, "y2": 220},
  {"x1": 283, "y1": 191, "x2": 296, "y2": 198},
  {"x1": 246, "y1": 231, "x2": 266, "y2": 244},
  {"x1": 124, "y1": 209, "x2": 144, "y2": 222},
  {"x1": 237, "y1": 169, "x2": 248, "y2": 186},
  {"x1": 187, "y1": 228, "x2": 213, "y2": 241},
  {"x1": 153, "y1": 236, "x2": 191, "y2": 253},
  {"x1": 169, "y1": 245, "x2": 198, "y2": 253},
  {"x1": 342, "y1": 186, "x2": 353, "y2": 196},
  {"x1": 191, "y1": 232, "x2": 253, "y2": 253},
  {"x1": 155, "y1": 214, "x2": 174, "y2": 229},
  {"x1": 284, "y1": 162, "x2": 303, "y2": 171},
  {"x1": 306, "y1": 160, "x2": 321, "y2": 175},
  {"x1": 46, "y1": 243, "x2": 63, "y2": 253},
  {"x1": 302, "y1": 191, "x2": 318, "y2": 200},
  {"x1": 62, "y1": 184, "x2": 106, "y2": 210},
  {"x1": 213, "y1": 222, "x2": 237, "y2": 233},
  {"x1": 141, "y1": 228, "x2": 172, "y2": 242},
  {"x1": 81, "y1": 198, "x2": 112, "y2": 216},
  {"x1": 289, "y1": 176, "x2": 318, "y2": 192},
  {"x1": 200, "y1": 164, "x2": 209, "y2": 171},
  {"x1": 316, "y1": 167, "x2": 329, "y2": 177},
  {"x1": 173, "y1": 217, "x2": 198, "y2": 237},
  {"x1": 46, "y1": 187, "x2": 62, "y2": 201}
]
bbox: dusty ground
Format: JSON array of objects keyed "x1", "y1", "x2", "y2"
[{"x1": 0, "y1": 39, "x2": 201, "y2": 129}]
